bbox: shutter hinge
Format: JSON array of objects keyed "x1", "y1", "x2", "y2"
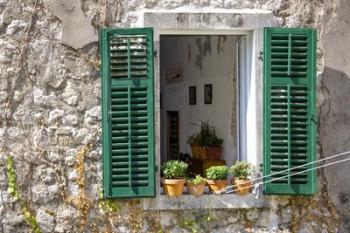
[
  {"x1": 154, "y1": 50, "x2": 157, "y2": 58},
  {"x1": 258, "y1": 51, "x2": 263, "y2": 61},
  {"x1": 155, "y1": 165, "x2": 158, "y2": 172}
]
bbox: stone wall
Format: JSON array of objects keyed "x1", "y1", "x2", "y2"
[{"x1": 0, "y1": 0, "x2": 349, "y2": 232}]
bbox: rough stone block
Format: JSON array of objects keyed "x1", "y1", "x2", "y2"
[
  {"x1": 0, "y1": 77, "x2": 7, "y2": 90},
  {"x1": 62, "y1": 81, "x2": 79, "y2": 106},
  {"x1": 62, "y1": 114, "x2": 79, "y2": 126},
  {"x1": 36, "y1": 209, "x2": 55, "y2": 233},
  {"x1": 48, "y1": 109, "x2": 65, "y2": 125},
  {"x1": 51, "y1": 0, "x2": 97, "y2": 49},
  {"x1": 0, "y1": 91, "x2": 8, "y2": 102}
]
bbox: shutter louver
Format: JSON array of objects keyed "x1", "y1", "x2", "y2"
[
  {"x1": 101, "y1": 28, "x2": 155, "y2": 198},
  {"x1": 263, "y1": 28, "x2": 316, "y2": 195}
]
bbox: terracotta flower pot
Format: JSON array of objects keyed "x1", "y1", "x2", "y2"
[
  {"x1": 162, "y1": 178, "x2": 185, "y2": 197},
  {"x1": 191, "y1": 144, "x2": 207, "y2": 160},
  {"x1": 206, "y1": 179, "x2": 227, "y2": 193},
  {"x1": 191, "y1": 144, "x2": 202, "y2": 160},
  {"x1": 199, "y1": 147, "x2": 207, "y2": 160},
  {"x1": 186, "y1": 181, "x2": 205, "y2": 197},
  {"x1": 205, "y1": 147, "x2": 222, "y2": 160},
  {"x1": 233, "y1": 179, "x2": 251, "y2": 195}
]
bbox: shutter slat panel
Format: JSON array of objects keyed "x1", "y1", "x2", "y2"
[
  {"x1": 109, "y1": 34, "x2": 149, "y2": 80},
  {"x1": 101, "y1": 28, "x2": 155, "y2": 197},
  {"x1": 271, "y1": 53, "x2": 307, "y2": 59},
  {"x1": 264, "y1": 28, "x2": 316, "y2": 195}
]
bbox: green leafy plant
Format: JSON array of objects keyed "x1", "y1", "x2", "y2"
[
  {"x1": 179, "y1": 216, "x2": 198, "y2": 233},
  {"x1": 7, "y1": 156, "x2": 41, "y2": 233},
  {"x1": 98, "y1": 199, "x2": 120, "y2": 213},
  {"x1": 230, "y1": 161, "x2": 253, "y2": 180},
  {"x1": 187, "y1": 133, "x2": 201, "y2": 145},
  {"x1": 97, "y1": 193, "x2": 121, "y2": 213},
  {"x1": 162, "y1": 160, "x2": 188, "y2": 179},
  {"x1": 205, "y1": 166, "x2": 229, "y2": 180},
  {"x1": 188, "y1": 175, "x2": 206, "y2": 185},
  {"x1": 187, "y1": 121, "x2": 223, "y2": 147}
]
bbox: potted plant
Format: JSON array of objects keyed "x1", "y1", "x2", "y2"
[
  {"x1": 186, "y1": 175, "x2": 207, "y2": 197},
  {"x1": 187, "y1": 122, "x2": 223, "y2": 160},
  {"x1": 187, "y1": 134, "x2": 202, "y2": 160},
  {"x1": 205, "y1": 130, "x2": 223, "y2": 160},
  {"x1": 205, "y1": 165, "x2": 229, "y2": 193},
  {"x1": 230, "y1": 161, "x2": 253, "y2": 195},
  {"x1": 161, "y1": 160, "x2": 188, "y2": 197}
]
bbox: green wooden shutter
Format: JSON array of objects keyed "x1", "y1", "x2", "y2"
[
  {"x1": 100, "y1": 28, "x2": 155, "y2": 198},
  {"x1": 263, "y1": 28, "x2": 316, "y2": 195}
]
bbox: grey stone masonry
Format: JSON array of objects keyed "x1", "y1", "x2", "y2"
[{"x1": 0, "y1": 0, "x2": 349, "y2": 232}]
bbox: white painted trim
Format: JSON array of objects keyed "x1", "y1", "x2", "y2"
[
  {"x1": 236, "y1": 31, "x2": 259, "y2": 164},
  {"x1": 238, "y1": 35, "x2": 248, "y2": 161},
  {"x1": 246, "y1": 31, "x2": 258, "y2": 165},
  {"x1": 158, "y1": 29, "x2": 249, "y2": 35},
  {"x1": 236, "y1": 39, "x2": 241, "y2": 161}
]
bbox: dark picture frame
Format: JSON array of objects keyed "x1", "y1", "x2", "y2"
[
  {"x1": 189, "y1": 86, "x2": 196, "y2": 105},
  {"x1": 204, "y1": 84, "x2": 212, "y2": 104}
]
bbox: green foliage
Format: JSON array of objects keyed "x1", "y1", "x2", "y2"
[
  {"x1": 187, "y1": 121, "x2": 223, "y2": 147},
  {"x1": 230, "y1": 161, "x2": 253, "y2": 180},
  {"x1": 187, "y1": 133, "x2": 201, "y2": 146},
  {"x1": 188, "y1": 175, "x2": 206, "y2": 185},
  {"x1": 179, "y1": 216, "x2": 198, "y2": 233},
  {"x1": 203, "y1": 213, "x2": 215, "y2": 222},
  {"x1": 98, "y1": 199, "x2": 121, "y2": 213},
  {"x1": 22, "y1": 207, "x2": 41, "y2": 233},
  {"x1": 205, "y1": 166, "x2": 228, "y2": 180},
  {"x1": 162, "y1": 160, "x2": 188, "y2": 179},
  {"x1": 7, "y1": 156, "x2": 20, "y2": 201},
  {"x1": 6, "y1": 156, "x2": 42, "y2": 233}
]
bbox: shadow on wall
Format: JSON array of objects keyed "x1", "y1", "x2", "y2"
[{"x1": 319, "y1": 67, "x2": 350, "y2": 232}]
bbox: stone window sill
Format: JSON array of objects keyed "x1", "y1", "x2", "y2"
[{"x1": 142, "y1": 193, "x2": 269, "y2": 210}]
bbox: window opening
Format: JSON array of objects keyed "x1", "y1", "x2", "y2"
[{"x1": 160, "y1": 35, "x2": 242, "y2": 187}]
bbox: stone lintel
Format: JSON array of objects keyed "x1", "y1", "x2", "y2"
[{"x1": 143, "y1": 10, "x2": 278, "y2": 31}]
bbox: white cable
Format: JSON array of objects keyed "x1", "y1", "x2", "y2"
[
  {"x1": 218, "y1": 150, "x2": 350, "y2": 193},
  {"x1": 224, "y1": 156, "x2": 350, "y2": 194}
]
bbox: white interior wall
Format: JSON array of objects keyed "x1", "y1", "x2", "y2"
[{"x1": 160, "y1": 35, "x2": 239, "y2": 166}]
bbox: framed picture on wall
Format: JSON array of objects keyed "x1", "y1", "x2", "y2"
[
  {"x1": 204, "y1": 84, "x2": 212, "y2": 104},
  {"x1": 189, "y1": 86, "x2": 196, "y2": 105}
]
